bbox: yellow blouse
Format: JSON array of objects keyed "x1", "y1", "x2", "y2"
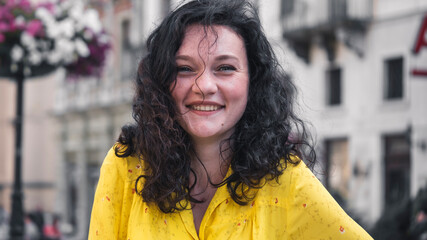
[{"x1": 89, "y1": 146, "x2": 373, "y2": 239}]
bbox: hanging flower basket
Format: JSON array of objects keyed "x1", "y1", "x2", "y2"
[{"x1": 0, "y1": 0, "x2": 111, "y2": 79}]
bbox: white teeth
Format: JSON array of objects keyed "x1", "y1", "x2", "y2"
[{"x1": 191, "y1": 105, "x2": 220, "y2": 111}]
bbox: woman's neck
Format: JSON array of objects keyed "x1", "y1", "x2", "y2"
[
  {"x1": 190, "y1": 138, "x2": 231, "y2": 190},
  {"x1": 189, "y1": 138, "x2": 232, "y2": 234}
]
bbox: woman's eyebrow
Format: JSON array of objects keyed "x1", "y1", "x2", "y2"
[
  {"x1": 215, "y1": 54, "x2": 239, "y2": 62},
  {"x1": 176, "y1": 54, "x2": 239, "y2": 61},
  {"x1": 175, "y1": 55, "x2": 193, "y2": 61}
]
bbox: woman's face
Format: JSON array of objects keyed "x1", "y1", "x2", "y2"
[{"x1": 171, "y1": 24, "x2": 249, "y2": 143}]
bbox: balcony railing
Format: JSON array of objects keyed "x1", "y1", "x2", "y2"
[{"x1": 282, "y1": 0, "x2": 372, "y2": 35}]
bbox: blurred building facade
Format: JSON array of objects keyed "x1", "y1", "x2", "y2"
[
  {"x1": 52, "y1": 0, "x2": 171, "y2": 238},
  {"x1": 2, "y1": 0, "x2": 427, "y2": 239},
  {"x1": 274, "y1": 0, "x2": 427, "y2": 224}
]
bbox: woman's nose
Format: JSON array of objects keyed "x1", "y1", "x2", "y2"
[{"x1": 192, "y1": 71, "x2": 218, "y2": 95}]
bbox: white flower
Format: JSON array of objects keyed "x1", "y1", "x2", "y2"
[
  {"x1": 46, "y1": 21, "x2": 60, "y2": 38},
  {"x1": 57, "y1": 38, "x2": 74, "y2": 54},
  {"x1": 21, "y1": 32, "x2": 37, "y2": 50},
  {"x1": 75, "y1": 39, "x2": 90, "y2": 57},
  {"x1": 35, "y1": 8, "x2": 55, "y2": 25},
  {"x1": 56, "y1": 38, "x2": 75, "y2": 63},
  {"x1": 11, "y1": 45, "x2": 24, "y2": 62},
  {"x1": 3, "y1": 0, "x2": 109, "y2": 77},
  {"x1": 29, "y1": 51, "x2": 42, "y2": 65},
  {"x1": 69, "y1": 1, "x2": 84, "y2": 20},
  {"x1": 53, "y1": 4, "x2": 64, "y2": 17},
  {"x1": 47, "y1": 50, "x2": 61, "y2": 65},
  {"x1": 60, "y1": 0, "x2": 74, "y2": 11},
  {"x1": 98, "y1": 34, "x2": 109, "y2": 44},
  {"x1": 60, "y1": 19, "x2": 75, "y2": 38},
  {"x1": 41, "y1": 0, "x2": 59, "y2": 4},
  {"x1": 82, "y1": 9, "x2": 102, "y2": 34},
  {"x1": 15, "y1": 15, "x2": 26, "y2": 27},
  {"x1": 58, "y1": 0, "x2": 76, "y2": 18},
  {"x1": 50, "y1": 5, "x2": 61, "y2": 17}
]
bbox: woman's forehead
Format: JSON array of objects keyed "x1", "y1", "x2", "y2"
[{"x1": 176, "y1": 24, "x2": 245, "y2": 57}]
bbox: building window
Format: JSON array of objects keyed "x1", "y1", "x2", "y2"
[
  {"x1": 120, "y1": 19, "x2": 133, "y2": 80},
  {"x1": 329, "y1": 0, "x2": 347, "y2": 22},
  {"x1": 324, "y1": 138, "x2": 351, "y2": 206},
  {"x1": 384, "y1": 134, "x2": 410, "y2": 207},
  {"x1": 281, "y1": 0, "x2": 294, "y2": 16},
  {"x1": 384, "y1": 57, "x2": 404, "y2": 100},
  {"x1": 326, "y1": 67, "x2": 342, "y2": 106}
]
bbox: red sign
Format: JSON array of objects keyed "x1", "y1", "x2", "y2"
[{"x1": 412, "y1": 15, "x2": 427, "y2": 77}]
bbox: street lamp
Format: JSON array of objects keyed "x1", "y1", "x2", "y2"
[
  {"x1": 0, "y1": 1, "x2": 111, "y2": 238},
  {"x1": 9, "y1": 71, "x2": 25, "y2": 239}
]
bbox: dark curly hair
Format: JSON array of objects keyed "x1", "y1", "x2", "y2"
[{"x1": 116, "y1": 0, "x2": 316, "y2": 213}]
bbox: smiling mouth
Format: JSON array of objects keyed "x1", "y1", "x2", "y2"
[{"x1": 189, "y1": 105, "x2": 222, "y2": 111}]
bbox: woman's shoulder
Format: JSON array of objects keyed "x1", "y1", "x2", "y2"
[
  {"x1": 102, "y1": 143, "x2": 144, "y2": 181},
  {"x1": 258, "y1": 155, "x2": 320, "y2": 201},
  {"x1": 278, "y1": 160, "x2": 373, "y2": 238},
  {"x1": 279, "y1": 156, "x2": 316, "y2": 184},
  {"x1": 263, "y1": 155, "x2": 314, "y2": 185},
  {"x1": 257, "y1": 156, "x2": 310, "y2": 201}
]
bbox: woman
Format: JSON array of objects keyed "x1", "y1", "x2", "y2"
[{"x1": 89, "y1": 0, "x2": 373, "y2": 239}]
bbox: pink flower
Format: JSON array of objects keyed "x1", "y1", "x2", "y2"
[
  {"x1": 9, "y1": 22, "x2": 17, "y2": 31},
  {"x1": 0, "y1": 22, "x2": 9, "y2": 31},
  {"x1": 16, "y1": 0, "x2": 32, "y2": 13},
  {"x1": 0, "y1": 33, "x2": 5, "y2": 43},
  {"x1": 37, "y1": 2, "x2": 56, "y2": 14},
  {"x1": 26, "y1": 20, "x2": 42, "y2": 36},
  {"x1": 6, "y1": 0, "x2": 16, "y2": 7},
  {"x1": 14, "y1": 16, "x2": 26, "y2": 30}
]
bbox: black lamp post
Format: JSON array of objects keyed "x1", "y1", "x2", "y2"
[
  {"x1": 0, "y1": 60, "x2": 56, "y2": 239},
  {"x1": 9, "y1": 71, "x2": 25, "y2": 239}
]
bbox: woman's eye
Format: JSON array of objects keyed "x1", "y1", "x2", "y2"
[
  {"x1": 177, "y1": 66, "x2": 193, "y2": 72},
  {"x1": 217, "y1": 65, "x2": 236, "y2": 72}
]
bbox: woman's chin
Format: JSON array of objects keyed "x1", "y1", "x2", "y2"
[{"x1": 187, "y1": 126, "x2": 233, "y2": 142}]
